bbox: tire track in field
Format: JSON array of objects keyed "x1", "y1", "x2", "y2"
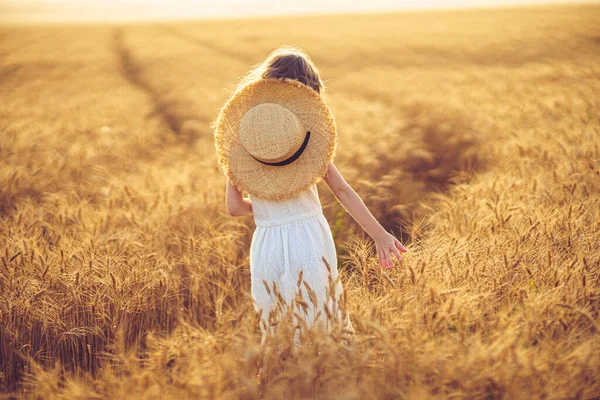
[
  {"x1": 320, "y1": 92, "x2": 489, "y2": 240},
  {"x1": 160, "y1": 25, "x2": 256, "y2": 64},
  {"x1": 112, "y1": 28, "x2": 202, "y2": 141}
]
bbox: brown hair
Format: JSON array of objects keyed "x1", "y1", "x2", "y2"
[
  {"x1": 234, "y1": 45, "x2": 324, "y2": 95},
  {"x1": 212, "y1": 46, "x2": 325, "y2": 131}
]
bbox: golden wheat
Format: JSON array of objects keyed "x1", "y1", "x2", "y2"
[{"x1": 1, "y1": 4, "x2": 599, "y2": 399}]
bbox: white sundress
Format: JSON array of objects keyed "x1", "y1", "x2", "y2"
[{"x1": 249, "y1": 183, "x2": 353, "y2": 346}]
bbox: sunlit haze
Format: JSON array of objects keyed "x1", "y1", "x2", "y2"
[{"x1": 1, "y1": 0, "x2": 594, "y2": 23}]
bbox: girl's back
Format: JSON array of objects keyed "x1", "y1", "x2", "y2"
[
  {"x1": 249, "y1": 183, "x2": 346, "y2": 346},
  {"x1": 251, "y1": 182, "x2": 321, "y2": 227}
]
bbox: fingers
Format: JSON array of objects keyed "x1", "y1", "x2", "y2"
[
  {"x1": 377, "y1": 239, "x2": 407, "y2": 270},
  {"x1": 391, "y1": 246, "x2": 403, "y2": 263},
  {"x1": 377, "y1": 249, "x2": 389, "y2": 270},
  {"x1": 383, "y1": 249, "x2": 393, "y2": 270},
  {"x1": 394, "y1": 238, "x2": 408, "y2": 253}
]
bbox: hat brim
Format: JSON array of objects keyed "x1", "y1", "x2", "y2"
[{"x1": 214, "y1": 78, "x2": 336, "y2": 201}]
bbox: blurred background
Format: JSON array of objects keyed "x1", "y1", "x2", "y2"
[{"x1": 1, "y1": 0, "x2": 592, "y2": 22}]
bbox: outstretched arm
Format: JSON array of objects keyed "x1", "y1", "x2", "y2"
[
  {"x1": 226, "y1": 180, "x2": 253, "y2": 216},
  {"x1": 323, "y1": 163, "x2": 407, "y2": 269}
]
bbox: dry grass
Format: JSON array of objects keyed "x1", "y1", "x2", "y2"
[{"x1": 1, "y1": 4, "x2": 600, "y2": 399}]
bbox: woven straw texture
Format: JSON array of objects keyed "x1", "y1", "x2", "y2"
[
  {"x1": 239, "y1": 103, "x2": 306, "y2": 163},
  {"x1": 214, "y1": 78, "x2": 337, "y2": 201}
]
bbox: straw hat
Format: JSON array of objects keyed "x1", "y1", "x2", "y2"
[{"x1": 214, "y1": 77, "x2": 337, "y2": 201}]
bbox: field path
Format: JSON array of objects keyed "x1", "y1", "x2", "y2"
[{"x1": 112, "y1": 28, "x2": 191, "y2": 138}]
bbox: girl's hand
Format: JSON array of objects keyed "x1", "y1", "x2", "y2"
[
  {"x1": 374, "y1": 232, "x2": 407, "y2": 270},
  {"x1": 322, "y1": 163, "x2": 408, "y2": 269}
]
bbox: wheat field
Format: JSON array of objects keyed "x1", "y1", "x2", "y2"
[{"x1": 1, "y1": 3, "x2": 600, "y2": 399}]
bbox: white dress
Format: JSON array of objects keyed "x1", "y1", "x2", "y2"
[{"x1": 249, "y1": 183, "x2": 352, "y2": 346}]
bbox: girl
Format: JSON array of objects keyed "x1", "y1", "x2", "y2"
[{"x1": 213, "y1": 46, "x2": 407, "y2": 347}]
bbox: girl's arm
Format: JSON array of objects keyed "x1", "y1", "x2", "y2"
[
  {"x1": 323, "y1": 163, "x2": 407, "y2": 269},
  {"x1": 226, "y1": 180, "x2": 253, "y2": 216}
]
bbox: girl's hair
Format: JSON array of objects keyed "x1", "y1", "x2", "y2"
[
  {"x1": 234, "y1": 45, "x2": 324, "y2": 95},
  {"x1": 212, "y1": 46, "x2": 324, "y2": 130}
]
